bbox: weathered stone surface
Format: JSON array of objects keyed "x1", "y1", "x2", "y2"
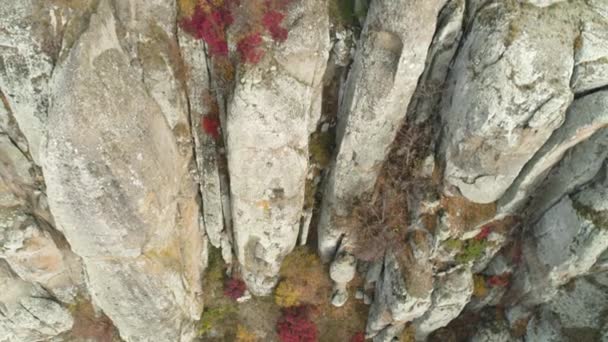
[
  {"x1": 523, "y1": 273, "x2": 608, "y2": 342},
  {"x1": 470, "y1": 321, "x2": 518, "y2": 342},
  {"x1": 0, "y1": 0, "x2": 58, "y2": 165},
  {"x1": 366, "y1": 253, "x2": 432, "y2": 339},
  {"x1": 227, "y1": 0, "x2": 330, "y2": 295},
  {"x1": 42, "y1": 1, "x2": 203, "y2": 340},
  {"x1": 0, "y1": 260, "x2": 73, "y2": 342},
  {"x1": 317, "y1": 0, "x2": 448, "y2": 260},
  {"x1": 513, "y1": 165, "x2": 608, "y2": 306},
  {"x1": 524, "y1": 129, "x2": 608, "y2": 223},
  {"x1": 498, "y1": 90, "x2": 608, "y2": 214},
  {"x1": 413, "y1": 268, "x2": 473, "y2": 340},
  {"x1": 179, "y1": 30, "x2": 229, "y2": 261},
  {"x1": 572, "y1": 14, "x2": 608, "y2": 93},
  {"x1": 525, "y1": 309, "x2": 566, "y2": 342},
  {"x1": 0, "y1": 211, "x2": 81, "y2": 303},
  {"x1": 330, "y1": 250, "x2": 356, "y2": 284},
  {"x1": 440, "y1": 1, "x2": 578, "y2": 203}
]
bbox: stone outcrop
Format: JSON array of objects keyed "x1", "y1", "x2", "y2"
[
  {"x1": 317, "y1": 0, "x2": 448, "y2": 260},
  {"x1": 227, "y1": 0, "x2": 331, "y2": 295},
  {"x1": 1, "y1": 0, "x2": 607, "y2": 340},
  {"x1": 42, "y1": 1, "x2": 204, "y2": 340}
]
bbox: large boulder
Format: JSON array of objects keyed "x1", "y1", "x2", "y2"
[{"x1": 42, "y1": 1, "x2": 204, "y2": 340}]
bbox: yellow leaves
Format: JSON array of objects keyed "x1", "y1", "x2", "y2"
[
  {"x1": 236, "y1": 325, "x2": 257, "y2": 342},
  {"x1": 178, "y1": 0, "x2": 199, "y2": 17},
  {"x1": 473, "y1": 274, "x2": 488, "y2": 298},
  {"x1": 275, "y1": 281, "x2": 302, "y2": 307},
  {"x1": 274, "y1": 246, "x2": 332, "y2": 307}
]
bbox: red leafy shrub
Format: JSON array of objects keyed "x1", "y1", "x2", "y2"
[
  {"x1": 237, "y1": 33, "x2": 265, "y2": 64},
  {"x1": 487, "y1": 273, "x2": 510, "y2": 288},
  {"x1": 277, "y1": 306, "x2": 318, "y2": 342},
  {"x1": 474, "y1": 226, "x2": 492, "y2": 241},
  {"x1": 350, "y1": 331, "x2": 365, "y2": 342},
  {"x1": 181, "y1": 0, "x2": 297, "y2": 65},
  {"x1": 181, "y1": 2, "x2": 234, "y2": 56},
  {"x1": 201, "y1": 115, "x2": 221, "y2": 139},
  {"x1": 262, "y1": 10, "x2": 288, "y2": 42},
  {"x1": 223, "y1": 278, "x2": 246, "y2": 300}
]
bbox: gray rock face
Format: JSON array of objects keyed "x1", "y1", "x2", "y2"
[
  {"x1": 440, "y1": 1, "x2": 578, "y2": 203},
  {"x1": 524, "y1": 273, "x2": 608, "y2": 342},
  {"x1": 514, "y1": 164, "x2": 608, "y2": 306},
  {"x1": 317, "y1": 0, "x2": 448, "y2": 260},
  {"x1": 366, "y1": 252, "x2": 432, "y2": 339},
  {"x1": 42, "y1": 1, "x2": 204, "y2": 340},
  {"x1": 0, "y1": 260, "x2": 73, "y2": 342},
  {"x1": 572, "y1": 13, "x2": 608, "y2": 93},
  {"x1": 498, "y1": 89, "x2": 608, "y2": 214},
  {"x1": 227, "y1": 0, "x2": 330, "y2": 295},
  {"x1": 413, "y1": 268, "x2": 473, "y2": 341},
  {"x1": 2, "y1": 0, "x2": 608, "y2": 340},
  {"x1": 0, "y1": 0, "x2": 55, "y2": 165}
]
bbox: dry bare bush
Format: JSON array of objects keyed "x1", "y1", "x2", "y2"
[{"x1": 346, "y1": 119, "x2": 436, "y2": 262}]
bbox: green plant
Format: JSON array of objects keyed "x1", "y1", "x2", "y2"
[
  {"x1": 456, "y1": 239, "x2": 488, "y2": 264},
  {"x1": 198, "y1": 305, "x2": 237, "y2": 335}
]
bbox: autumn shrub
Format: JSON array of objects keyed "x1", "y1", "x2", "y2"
[
  {"x1": 351, "y1": 331, "x2": 365, "y2": 342},
  {"x1": 275, "y1": 246, "x2": 331, "y2": 307},
  {"x1": 236, "y1": 325, "x2": 257, "y2": 342},
  {"x1": 277, "y1": 306, "x2": 318, "y2": 342},
  {"x1": 487, "y1": 273, "x2": 510, "y2": 288},
  {"x1": 224, "y1": 277, "x2": 247, "y2": 300},
  {"x1": 198, "y1": 305, "x2": 237, "y2": 335},
  {"x1": 275, "y1": 281, "x2": 301, "y2": 307},
  {"x1": 201, "y1": 115, "x2": 221, "y2": 139},
  {"x1": 180, "y1": 0, "x2": 296, "y2": 65}
]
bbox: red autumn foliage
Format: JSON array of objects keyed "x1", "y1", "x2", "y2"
[
  {"x1": 181, "y1": 2, "x2": 233, "y2": 56},
  {"x1": 224, "y1": 278, "x2": 247, "y2": 300},
  {"x1": 350, "y1": 331, "x2": 365, "y2": 342},
  {"x1": 277, "y1": 306, "x2": 318, "y2": 342},
  {"x1": 201, "y1": 115, "x2": 220, "y2": 139},
  {"x1": 262, "y1": 10, "x2": 288, "y2": 42},
  {"x1": 487, "y1": 273, "x2": 510, "y2": 288},
  {"x1": 181, "y1": 0, "x2": 296, "y2": 65},
  {"x1": 237, "y1": 33, "x2": 265, "y2": 64},
  {"x1": 474, "y1": 226, "x2": 492, "y2": 241}
]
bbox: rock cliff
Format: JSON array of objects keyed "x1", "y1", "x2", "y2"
[{"x1": 1, "y1": 0, "x2": 606, "y2": 341}]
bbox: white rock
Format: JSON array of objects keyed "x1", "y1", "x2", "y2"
[
  {"x1": 42, "y1": 1, "x2": 204, "y2": 340},
  {"x1": 440, "y1": 1, "x2": 577, "y2": 203},
  {"x1": 413, "y1": 268, "x2": 473, "y2": 341},
  {"x1": 228, "y1": 0, "x2": 331, "y2": 295}
]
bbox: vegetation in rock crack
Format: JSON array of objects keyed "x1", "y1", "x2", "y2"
[{"x1": 180, "y1": 0, "x2": 296, "y2": 65}]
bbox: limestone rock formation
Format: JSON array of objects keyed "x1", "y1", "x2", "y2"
[{"x1": 1, "y1": 0, "x2": 607, "y2": 341}]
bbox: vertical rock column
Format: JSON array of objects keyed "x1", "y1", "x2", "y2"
[
  {"x1": 42, "y1": 1, "x2": 204, "y2": 340},
  {"x1": 317, "y1": 0, "x2": 448, "y2": 261},
  {"x1": 226, "y1": 1, "x2": 330, "y2": 295}
]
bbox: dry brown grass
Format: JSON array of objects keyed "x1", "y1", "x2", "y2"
[
  {"x1": 346, "y1": 120, "x2": 436, "y2": 262},
  {"x1": 441, "y1": 196, "x2": 497, "y2": 235}
]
